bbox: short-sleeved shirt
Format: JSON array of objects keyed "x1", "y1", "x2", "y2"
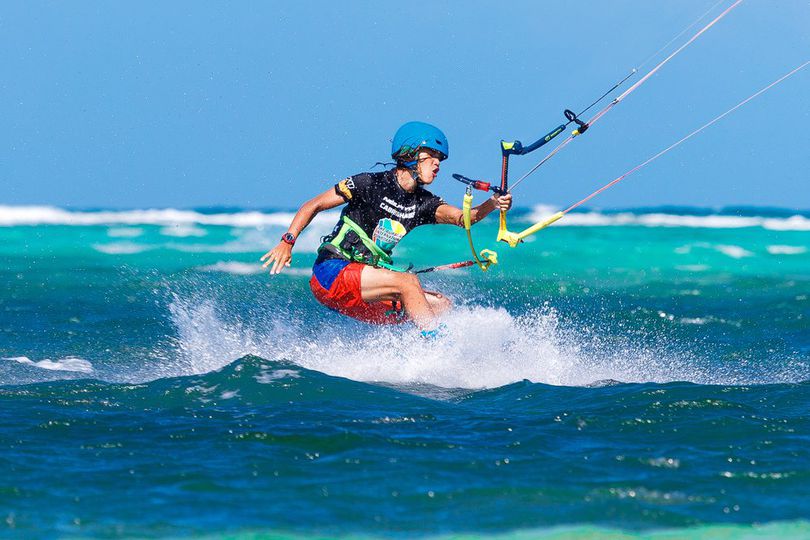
[{"x1": 317, "y1": 169, "x2": 445, "y2": 265}]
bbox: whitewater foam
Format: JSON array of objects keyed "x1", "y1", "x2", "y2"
[
  {"x1": 162, "y1": 295, "x2": 734, "y2": 390},
  {"x1": 674, "y1": 242, "x2": 754, "y2": 259},
  {"x1": 159, "y1": 224, "x2": 207, "y2": 237},
  {"x1": 524, "y1": 207, "x2": 810, "y2": 231},
  {"x1": 107, "y1": 227, "x2": 144, "y2": 238},
  {"x1": 92, "y1": 242, "x2": 153, "y2": 255},
  {"x1": 767, "y1": 245, "x2": 807, "y2": 255},
  {"x1": 3, "y1": 356, "x2": 94, "y2": 373},
  {"x1": 713, "y1": 244, "x2": 754, "y2": 259},
  {"x1": 166, "y1": 298, "x2": 268, "y2": 376},
  {"x1": 675, "y1": 265, "x2": 710, "y2": 272},
  {"x1": 0, "y1": 205, "x2": 339, "y2": 228},
  {"x1": 196, "y1": 261, "x2": 266, "y2": 275},
  {"x1": 163, "y1": 225, "x2": 332, "y2": 255},
  {"x1": 3, "y1": 205, "x2": 810, "y2": 231}
]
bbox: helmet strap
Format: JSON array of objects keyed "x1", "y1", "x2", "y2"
[{"x1": 398, "y1": 148, "x2": 424, "y2": 184}]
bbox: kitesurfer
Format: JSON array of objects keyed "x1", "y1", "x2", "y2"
[{"x1": 261, "y1": 121, "x2": 512, "y2": 336}]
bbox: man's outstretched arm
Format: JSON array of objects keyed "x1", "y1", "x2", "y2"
[
  {"x1": 434, "y1": 193, "x2": 512, "y2": 227},
  {"x1": 260, "y1": 188, "x2": 345, "y2": 274}
]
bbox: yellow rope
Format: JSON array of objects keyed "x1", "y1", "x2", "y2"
[{"x1": 462, "y1": 190, "x2": 497, "y2": 271}]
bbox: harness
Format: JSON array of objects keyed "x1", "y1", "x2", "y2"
[
  {"x1": 318, "y1": 215, "x2": 407, "y2": 272},
  {"x1": 317, "y1": 215, "x2": 409, "y2": 320}
]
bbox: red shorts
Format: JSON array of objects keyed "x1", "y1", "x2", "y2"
[{"x1": 310, "y1": 262, "x2": 407, "y2": 325}]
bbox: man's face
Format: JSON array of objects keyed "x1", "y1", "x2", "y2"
[{"x1": 415, "y1": 149, "x2": 442, "y2": 185}]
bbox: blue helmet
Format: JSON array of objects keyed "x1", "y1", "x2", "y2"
[{"x1": 391, "y1": 121, "x2": 449, "y2": 162}]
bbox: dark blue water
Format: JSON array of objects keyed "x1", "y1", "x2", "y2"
[
  {"x1": 1, "y1": 207, "x2": 809, "y2": 538},
  {"x1": 2, "y1": 359, "x2": 810, "y2": 538}
]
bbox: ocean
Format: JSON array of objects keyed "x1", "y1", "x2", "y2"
[{"x1": 1, "y1": 204, "x2": 809, "y2": 539}]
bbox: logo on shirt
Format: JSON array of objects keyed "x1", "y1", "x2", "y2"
[
  {"x1": 373, "y1": 218, "x2": 407, "y2": 253},
  {"x1": 379, "y1": 197, "x2": 416, "y2": 220},
  {"x1": 337, "y1": 178, "x2": 354, "y2": 200}
]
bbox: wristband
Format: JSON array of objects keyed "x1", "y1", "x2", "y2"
[{"x1": 281, "y1": 232, "x2": 296, "y2": 246}]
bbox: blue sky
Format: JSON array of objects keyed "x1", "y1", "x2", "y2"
[{"x1": 2, "y1": 1, "x2": 808, "y2": 210}]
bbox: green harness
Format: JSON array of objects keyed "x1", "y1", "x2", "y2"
[{"x1": 319, "y1": 215, "x2": 407, "y2": 272}]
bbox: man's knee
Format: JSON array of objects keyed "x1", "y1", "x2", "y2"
[
  {"x1": 427, "y1": 292, "x2": 452, "y2": 314},
  {"x1": 393, "y1": 272, "x2": 422, "y2": 293}
]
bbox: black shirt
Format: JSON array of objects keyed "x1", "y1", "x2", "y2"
[{"x1": 318, "y1": 169, "x2": 445, "y2": 262}]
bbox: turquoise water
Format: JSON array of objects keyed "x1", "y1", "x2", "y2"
[{"x1": 1, "y1": 205, "x2": 809, "y2": 538}]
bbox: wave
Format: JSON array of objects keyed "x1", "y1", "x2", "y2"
[
  {"x1": 159, "y1": 224, "x2": 207, "y2": 237},
  {"x1": 767, "y1": 245, "x2": 808, "y2": 255},
  {"x1": 90, "y1": 227, "x2": 331, "y2": 256},
  {"x1": 3, "y1": 356, "x2": 94, "y2": 373},
  {"x1": 193, "y1": 261, "x2": 310, "y2": 276},
  {"x1": 3, "y1": 353, "x2": 808, "y2": 418},
  {"x1": 196, "y1": 261, "x2": 267, "y2": 275},
  {"x1": 522, "y1": 207, "x2": 810, "y2": 231},
  {"x1": 674, "y1": 242, "x2": 755, "y2": 259},
  {"x1": 153, "y1": 295, "x2": 807, "y2": 391},
  {"x1": 1, "y1": 293, "x2": 670, "y2": 389},
  {"x1": 175, "y1": 521, "x2": 810, "y2": 540},
  {"x1": 2, "y1": 205, "x2": 810, "y2": 231},
  {"x1": 0, "y1": 205, "x2": 338, "y2": 228},
  {"x1": 0, "y1": 356, "x2": 436, "y2": 409},
  {"x1": 92, "y1": 242, "x2": 153, "y2": 254},
  {"x1": 106, "y1": 227, "x2": 144, "y2": 238},
  {"x1": 2, "y1": 354, "x2": 808, "y2": 540}
]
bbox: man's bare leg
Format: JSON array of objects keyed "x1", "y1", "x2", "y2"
[
  {"x1": 424, "y1": 291, "x2": 452, "y2": 317},
  {"x1": 360, "y1": 266, "x2": 450, "y2": 330}
]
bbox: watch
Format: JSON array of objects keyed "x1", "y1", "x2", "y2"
[{"x1": 281, "y1": 232, "x2": 296, "y2": 246}]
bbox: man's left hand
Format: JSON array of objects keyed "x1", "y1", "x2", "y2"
[{"x1": 493, "y1": 193, "x2": 512, "y2": 212}]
